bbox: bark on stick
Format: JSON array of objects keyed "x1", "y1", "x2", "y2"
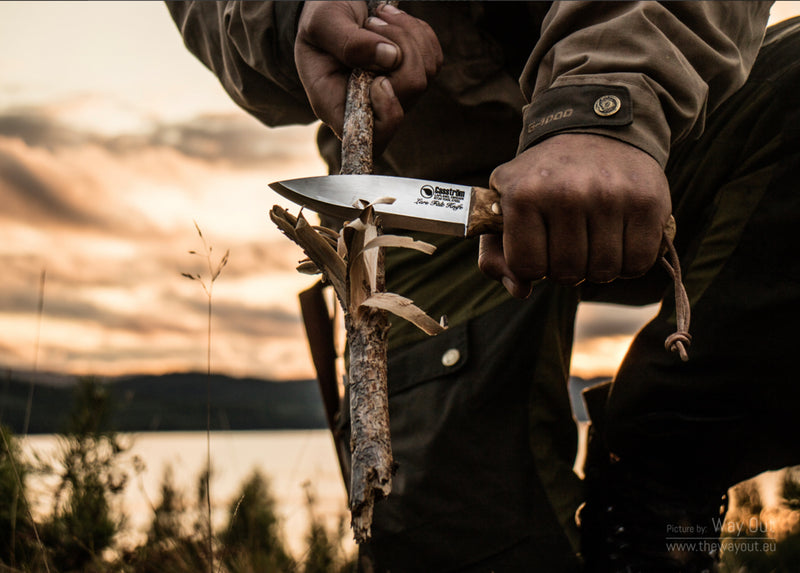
[
  {"x1": 340, "y1": 68, "x2": 375, "y2": 176},
  {"x1": 339, "y1": 5, "x2": 394, "y2": 536},
  {"x1": 272, "y1": 0, "x2": 405, "y2": 545},
  {"x1": 342, "y1": 211, "x2": 392, "y2": 543}
]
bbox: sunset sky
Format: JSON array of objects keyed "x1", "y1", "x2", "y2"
[{"x1": 2, "y1": 2, "x2": 798, "y2": 381}]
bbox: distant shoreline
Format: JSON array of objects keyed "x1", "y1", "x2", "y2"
[{"x1": 0, "y1": 370, "x2": 327, "y2": 434}]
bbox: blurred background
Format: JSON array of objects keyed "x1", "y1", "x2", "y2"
[{"x1": 1, "y1": 3, "x2": 799, "y2": 572}]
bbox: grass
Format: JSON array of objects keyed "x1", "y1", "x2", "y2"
[
  {"x1": 0, "y1": 380, "x2": 356, "y2": 572},
  {"x1": 182, "y1": 222, "x2": 230, "y2": 573}
]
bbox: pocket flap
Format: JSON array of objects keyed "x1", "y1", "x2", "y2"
[{"x1": 387, "y1": 321, "x2": 469, "y2": 397}]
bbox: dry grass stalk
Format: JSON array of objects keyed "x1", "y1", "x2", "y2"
[{"x1": 182, "y1": 222, "x2": 229, "y2": 572}]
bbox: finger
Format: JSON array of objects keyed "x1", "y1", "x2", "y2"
[
  {"x1": 302, "y1": 4, "x2": 401, "y2": 71},
  {"x1": 587, "y1": 204, "x2": 624, "y2": 283},
  {"x1": 365, "y1": 7, "x2": 441, "y2": 105},
  {"x1": 297, "y1": 62, "x2": 349, "y2": 138},
  {"x1": 547, "y1": 208, "x2": 588, "y2": 285},
  {"x1": 371, "y1": 76, "x2": 404, "y2": 153},
  {"x1": 478, "y1": 235, "x2": 532, "y2": 299},
  {"x1": 376, "y1": 4, "x2": 442, "y2": 78},
  {"x1": 622, "y1": 212, "x2": 664, "y2": 278},
  {"x1": 499, "y1": 188, "x2": 549, "y2": 283}
]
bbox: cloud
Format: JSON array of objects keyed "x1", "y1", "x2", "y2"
[
  {"x1": 0, "y1": 102, "x2": 319, "y2": 167},
  {"x1": 0, "y1": 283, "x2": 187, "y2": 337},
  {"x1": 144, "y1": 113, "x2": 318, "y2": 167},
  {"x1": 0, "y1": 94, "x2": 326, "y2": 379},
  {"x1": 0, "y1": 134, "x2": 170, "y2": 241},
  {"x1": 573, "y1": 302, "x2": 657, "y2": 342},
  {"x1": 0, "y1": 142, "x2": 108, "y2": 229},
  {"x1": 0, "y1": 340, "x2": 25, "y2": 364},
  {"x1": 179, "y1": 297, "x2": 302, "y2": 339},
  {"x1": 569, "y1": 303, "x2": 659, "y2": 377},
  {"x1": 0, "y1": 100, "x2": 323, "y2": 238},
  {"x1": 0, "y1": 110, "x2": 90, "y2": 148}
]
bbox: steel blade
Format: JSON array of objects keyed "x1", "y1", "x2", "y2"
[{"x1": 269, "y1": 174, "x2": 473, "y2": 236}]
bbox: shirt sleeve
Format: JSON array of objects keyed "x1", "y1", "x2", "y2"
[
  {"x1": 518, "y1": 1, "x2": 773, "y2": 167},
  {"x1": 165, "y1": 1, "x2": 316, "y2": 127}
]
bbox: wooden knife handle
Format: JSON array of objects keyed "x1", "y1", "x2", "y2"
[{"x1": 465, "y1": 186, "x2": 503, "y2": 237}]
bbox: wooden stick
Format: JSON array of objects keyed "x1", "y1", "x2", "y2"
[
  {"x1": 339, "y1": 2, "x2": 396, "y2": 540},
  {"x1": 271, "y1": 0, "x2": 400, "y2": 544},
  {"x1": 342, "y1": 209, "x2": 392, "y2": 542},
  {"x1": 341, "y1": 68, "x2": 375, "y2": 176}
]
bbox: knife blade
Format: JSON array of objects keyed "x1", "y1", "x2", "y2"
[{"x1": 269, "y1": 174, "x2": 503, "y2": 237}]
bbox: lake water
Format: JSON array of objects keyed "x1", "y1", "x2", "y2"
[
  {"x1": 18, "y1": 423, "x2": 590, "y2": 560},
  {"x1": 18, "y1": 428, "x2": 795, "y2": 566},
  {"x1": 20, "y1": 429, "x2": 352, "y2": 558}
]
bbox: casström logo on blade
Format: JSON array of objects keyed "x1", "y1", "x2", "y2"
[{"x1": 420, "y1": 185, "x2": 434, "y2": 199}]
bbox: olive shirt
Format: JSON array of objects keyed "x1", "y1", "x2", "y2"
[{"x1": 167, "y1": 0, "x2": 772, "y2": 349}]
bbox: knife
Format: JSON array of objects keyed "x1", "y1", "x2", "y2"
[{"x1": 269, "y1": 174, "x2": 503, "y2": 237}]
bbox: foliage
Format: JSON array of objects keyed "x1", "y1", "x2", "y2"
[
  {"x1": 40, "y1": 377, "x2": 128, "y2": 572},
  {"x1": 720, "y1": 468, "x2": 800, "y2": 573},
  {"x1": 120, "y1": 466, "x2": 354, "y2": 573},
  {"x1": 220, "y1": 470, "x2": 294, "y2": 572},
  {"x1": 7, "y1": 378, "x2": 357, "y2": 572},
  {"x1": 0, "y1": 425, "x2": 41, "y2": 569},
  {"x1": 300, "y1": 482, "x2": 355, "y2": 573}
]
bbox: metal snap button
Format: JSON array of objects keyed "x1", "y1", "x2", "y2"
[
  {"x1": 441, "y1": 348, "x2": 461, "y2": 367},
  {"x1": 593, "y1": 94, "x2": 621, "y2": 117}
]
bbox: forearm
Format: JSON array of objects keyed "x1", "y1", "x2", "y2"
[
  {"x1": 518, "y1": 1, "x2": 773, "y2": 166},
  {"x1": 166, "y1": 0, "x2": 316, "y2": 126}
]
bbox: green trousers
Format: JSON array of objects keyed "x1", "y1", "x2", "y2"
[{"x1": 603, "y1": 16, "x2": 800, "y2": 492}]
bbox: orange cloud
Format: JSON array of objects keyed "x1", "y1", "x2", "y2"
[{"x1": 0, "y1": 100, "x2": 323, "y2": 380}]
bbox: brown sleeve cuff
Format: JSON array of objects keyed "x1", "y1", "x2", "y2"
[{"x1": 518, "y1": 84, "x2": 633, "y2": 153}]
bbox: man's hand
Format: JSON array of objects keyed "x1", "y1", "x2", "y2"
[
  {"x1": 295, "y1": 1, "x2": 442, "y2": 151},
  {"x1": 479, "y1": 134, "x2": 672, "y2": 297}
]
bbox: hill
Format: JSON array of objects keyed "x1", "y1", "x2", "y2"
[{"x1": 0, "y1": 370, "x2": 327, "y2": 434}]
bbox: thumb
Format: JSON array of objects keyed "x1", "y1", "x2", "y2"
[{"x1": 299, "y1": 4, "x2": 401, "y2": 71}]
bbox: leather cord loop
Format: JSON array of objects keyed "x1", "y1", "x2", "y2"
[{"x1": 659, "y1": 233, "x2": 691, "y2": 362}]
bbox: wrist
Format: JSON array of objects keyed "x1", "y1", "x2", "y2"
[
  {"x1": 519, "y1": 84, "x2": 632, "y2": 151},
  {"x1": 518, "y1": 77, "x2": 672, "y2": 168}
]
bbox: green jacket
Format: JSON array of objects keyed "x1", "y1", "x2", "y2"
[{"x1": 167, "y1": 1, "x2": 772, "y2": 347}]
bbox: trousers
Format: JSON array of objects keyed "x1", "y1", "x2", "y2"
[{"x1": 603, "y1": 16, "x2": 800, "y2": 491}]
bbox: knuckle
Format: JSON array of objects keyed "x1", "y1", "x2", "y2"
[
  {"x1": 499, "y1": 181, "x2": 539, "y2": 214},
  {"x1": 319, "y1": 101, "x2": 345, "y2": 137},
  {"x1": 379, "y1": 101, "x2": 404, "y2": 125},
  {"x1": 488, "y1": 166, "x2": 510, "y2": 193},
  {"x1": 587, "y1": 264, "x2": 620, "y2": 284},
  {"x1": 421, "y1": 23, "x2": 443, "y2": 73},
  {"x1": 627, "y1": 192, "x2": 662, "y2": 218},
  {"x1": 477, "y1": 253, "x2": 503, "y2": 280},
  {"x1": 592, "y1": 183, "x2": 621, "y2": 215},
  {"x1": 550, "y1": 266, "x2": 584, "y2": 285},
  {"x1": 424, "y1": 57, "x2": 440, "y2": 79},
  {"x1": 340, "y1": 32, "x2": 368, "y2": 65},
  {"x1": 399, "y1": 69, "x2": 428, "y2": 94},
  {"x1": 477, "y1": 237, "x2": 502, "y2": 277},
  {"x1": 507, "y1": 259, "x2": 547, "y2": 282},
  {"x1": 551, "y1": 186, "x2": 582, "y2": 212},
  {"x1": 477, "y1": 256, "x2": 494, "y2": 277},
  {"x1": 622, "y1": 253, "x2": 656, "y2": 278}
]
